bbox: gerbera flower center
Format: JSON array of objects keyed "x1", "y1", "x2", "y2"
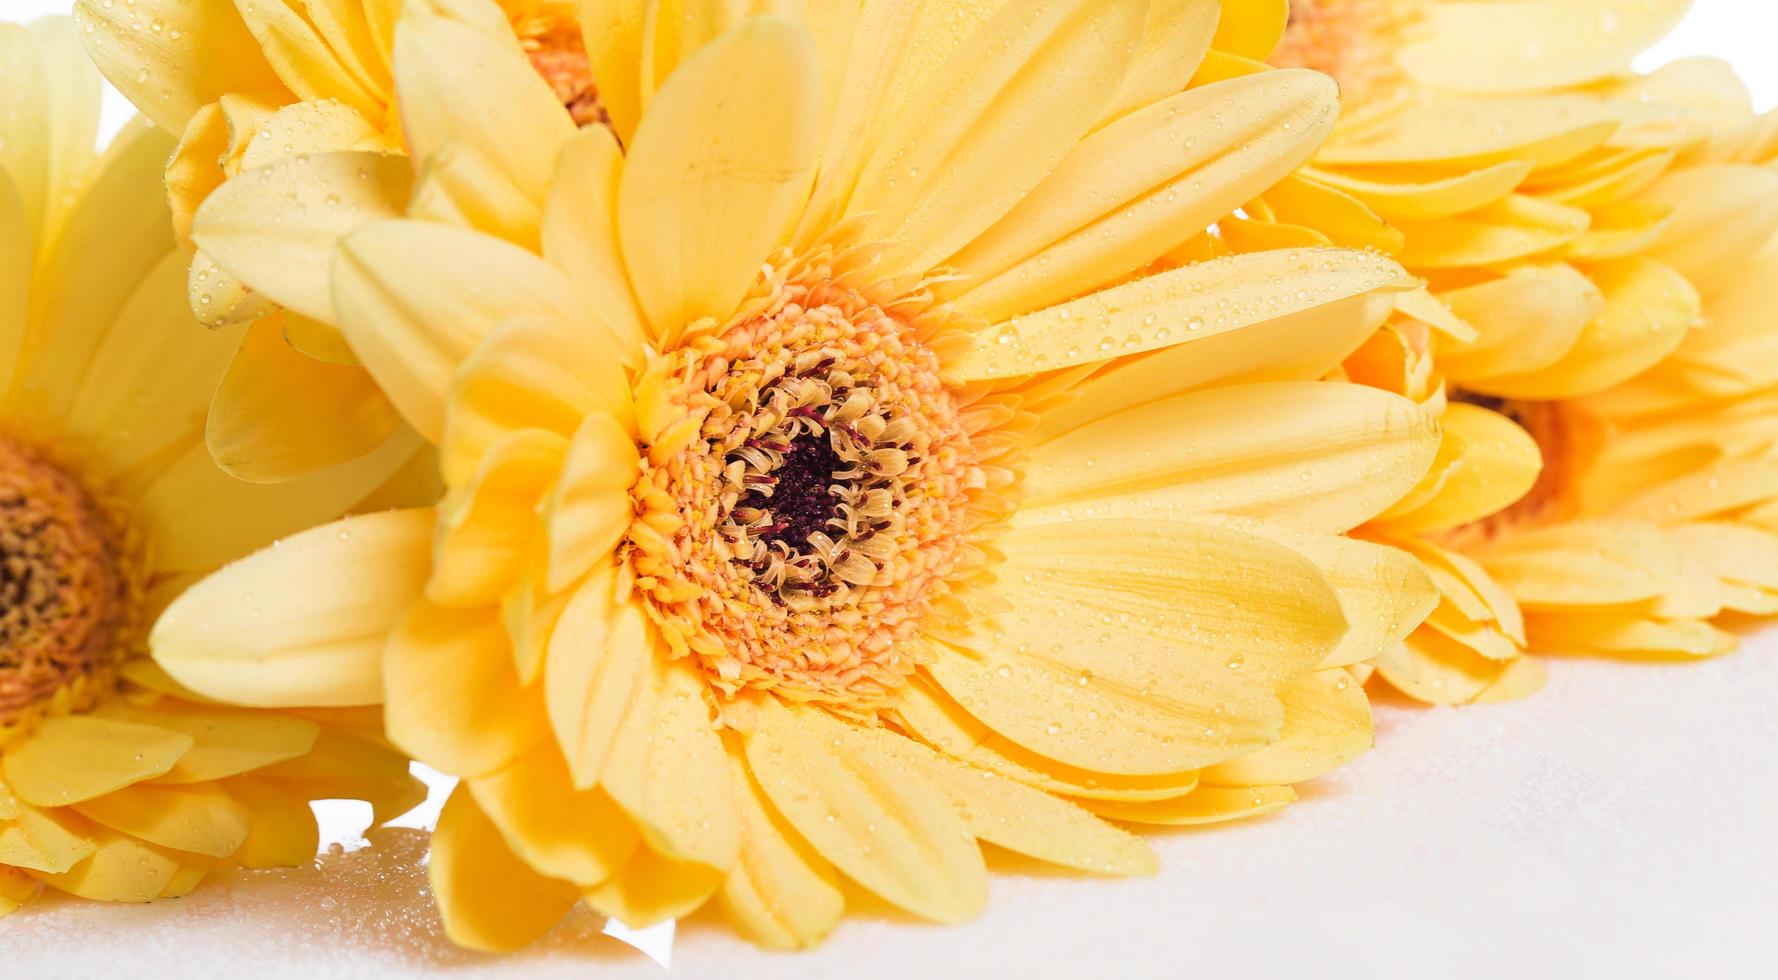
[
  {"x1": 0, "y1": 435, "x2": 139, "y2": 736},
  {"x1": 1270, "y1": 0, "x2": 1425, "y2": 108},
  {"x1": 509, "y1": 2, "x2": 610, "y2": 129},
  {"x1": 627, "y1": 253, "x2": 981, "y2": 712}
]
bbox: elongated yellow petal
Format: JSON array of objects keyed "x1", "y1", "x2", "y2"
[
  {"x1": 395, "y1": 7, "x2": 574, "y2": 206},
  {"x1": 951, "y1": 69, "x2": 1338, "y2": 322},
  {"x1": 1306, "y1": 161, "x2": 1531, "y2": 222},
  {"x1": 431, "y1": 785, "x2": 580, "y2": 952},
  {"x1": 334, "y1": 219, "x2": 580, "y2": 440},
  {"x1": 219, "y1": 777, "x2": 319, "y2": 868},
  {"x1": 1385, "y1": 403, "x2": 1542, "y2": 534},
  {"x1": 468, "y1": 746, "x2": 639, "y2": 888},
  {"x1": 542, "y1": 125, "x2": 647, "y2": 351},
  {"x1": 1320, "y1": 96, "x2": 1617, "y2": 170},
  {"x1": 385, "y1": 602, "x2": 549, "y2": 778},
  {"x1": 867, "y1": 729, "x2": 1157, "y2": 876},
  {"x1": 206, "y1": 317, "x2": 404, "y2": 482},
  {"x1": 953, "y1": 246, "x2": 1410, "y2": 383},
  {"x1": 1201, "y1": 668, "x2": 1370, "y2": 786},
  {"x1": 743, "y1": 700, "x2": 987, "y2": 924},
  {"x1": 1472, "y1": 521, "x2": 1683, "y2": 610},
  {"x1": 583, "y1": 842, "x2": 726, "y2": 929},
  {"x1": 1022, "y1": 381, "x2": 1439, "y2": 533},
  {"x1": 1396, "y1": 195, "x2": 1591, "y2": 269},
  {"x1": 191, "y1": 151, "x2": 412, "y2": 326},
  {"x1": 1472, "y1": 258, "x2": 1698, "y2": 400},
  {"x1": 92, "y1": 701, "x2": 318, "y2": 784},
  {"x1": 544, "y1": 568, "x2": 652, "y2": 789},
  {"x1": 30, "y1": 825, "x2": 181, "y2": 903},
  {"x1": 618, "y1": 16, "x2": 819, "y2": 339},
  {"x1": 0, "y1": 804, "x2": 95, "y2": 874},
  {"x1": 152, "y1": 509, "x2": 433, "y2": 707},
  {"x1": 3, "y1": 718, "x2": 193, "y2": 807},
  {"x1": 544, "y1": 414, "x2": 640, "y2": 593},
  {"x1": 1436, "y1": 263, "x2": 1601, "y2": 383},
  {"x1": 430, "y1": 429, "x2": 565, "y2": 608},
  {"x1": 1526, "y1": 611, "x2": 1730, "y2": 659},
  {"x1": 846, "y1": 0, "x2": 1146, "y2": 281},
  {"x1": 600, "y1": 657, "x2": 738, "y2": 870},
  {"x1": 1098, "y1": 0, "x2": 1218, "y2": 126},
  {"x1": 1639, "y1": 164, "x2": 1778, "y2": 299},
  {"x1": 717, "y1": 746, "x2": 844, "y2": 951},
  {"x1": 929, "y1": 519, "x2": 1343, "y2": 775},
  {"x1": 71, "y1": 783, "x2": 250, "y2": 860},
  {"x1": 73, "y1": 0, "x2": 289, "y2": 132},
  {"x1": 1398, "y1": 0, "x2": 1688, "y2": 93},
  {"x1": 1084, "y1": 784, "x2": 1295, "y2": 826}
]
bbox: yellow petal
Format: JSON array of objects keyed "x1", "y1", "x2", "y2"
[
  {"x1": 191, "y1": 151, "x2": 412, "y2": 325},
  {"x1": 618, "y1": 16, "x2": 819, "y2": 339},
  {"x1": 868, "y1": 729, "x2": 1157, "y2": 876},
  {"x1": 1211, "y1": 0, "x2": 1288, "y2": 59},
  {"x1": 892, "y1": 676, "x2": 1202, "y2": 802},
  {"x1": 599, "y1": 657, "x2": 738, "y2": 871},
  {"x1": 222, "y1": 776, "x2": 321, "y2": 868},
  {"x1": 395, "y1": 7, "x2": 574, "y2": 207},
  {"x1": 0, "y1": 866, "x2": 40, "y2": 915},
  {"x1": 1385, "y1": 403, "x2": 1542, "y2": 534},
  {"x1": 385, "y1": 601, "x2": 549, "y2": 778},
  {"x1": 1473, "y1": 653, "x2": 1548, "y2": 703},
  {"x1": 845, "y1": 0, "x2": 1147, "y2": 281},
  {"x1": 1475, "y1": 258, "x2": 1699, "y2": 401},
  {"x1": 950, "y1": 69, "x2": 1338, "y2": 322},
  {"x1": 1525, "y1": 611, "x2": 1729, "y2": 659},
  {"x1": 430, "y1": 784, "x2": 581, "y2": 953},
  {"x1": 333, "y1": 219, "x2": 580, "y2": 441},
  {"x1": 1022, "y1": 380, "x2": 1440, "y2": 534},
  {"x1": 583, "y1": 842, "x2": 726, "y2": 929},
  {"x1": 1639, "y1": 163, "x2": 1778, "y2": 299},
  {"x1": 3, "y1": 717, "x2": 193, "y2": 807},
  {"x1": 1201, "y1": 668, "x2": 1371, "y2": 786},
  {"x1": 93, "y1": 700, "x2": 319, "y2": 784},
  {"x1": 716, "y1": 748, "x2": 844, "y2": 951},
  {"x1": 743, "y1": 700, "x2": 987, "y2": 924},
  {"x1": 541, "y1": 125, "x2": 647, "y2": 351},
  {"x1": 73, "y1": 0, "x2": 289, "y2": 132},
  {"x1": 544, "y1": 567, "x2": 652, "y2": 789},
  {"x1": 928, "y1": 519, "x2": 1343, "y2": 775},
  {"x1": 0, "y1": 804, "x2": 96, "y2": 874},
  {"x1": 71, "y1": 783, "x2": 251, "y2": 860},
  {"x1": 1305, "y1": 161, "x2": 1531, "y2": 222},
  {"x1": 1472, "y1": 521, "x2": 1682, "y2": 610},
  {"x1": 58, "y1": 253, "x2": 242, "y2": 481},
  {"x1": 1436, "y1": 263, "x2": 1602, "y2": 383},
  {"x1": 429, "y1": 428, "x2": 566, "y2": 608},
  {"x1": 152, "y1": 509, "x2": 433, "y2": 707},
  {"x1": 544, "y1": 414, "x2": 641, "y2": 593},
  {"x1": 467, "y1": 746, "x2": 640, "y2": 888},
  {"x1": 1097, "y1": 0, "x2": 1219, "y2": 126},
  {"x1": 442, "y1": 312, "x2": 634, "y2": 489},
  {"x1": 1319, "y1": 96, "x2": 1617, "y2": 170},
  {"x1": 1395, "y1": 195, "x2": 1591, "y2": 269},
  {"x1": 1084, "y1": 784, "x2": 1295, "y2": 826},
  {"x1": 1398, "y1": 0, "x2": 1689, "y2": 93},
  {"x1": 1378, "y1": 628, "x2": 1514, "y2": 706},
  {"x1": 29, "y1": 824, "x2": 181, "y2": 903},
  {"x1": 205, "y1": 317, "x2": 404, "y2": 482},
  {"x1": 134, "y1": 420, "x2": 423, "y2": 573}
]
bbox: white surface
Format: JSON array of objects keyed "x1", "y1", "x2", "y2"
[
  {"x1": 4, "y1": 1, "x2": 1778, "y2": 977},
  {"x1": 4, "y1": 642, "x2": 1776, "y2": 979}
]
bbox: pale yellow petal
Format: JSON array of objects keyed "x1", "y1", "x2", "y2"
[
  {"x1": 543, "y1": 414, "x2": 641, "y2": 593},
  {"x1": 716, "y1": 747, "x2": 844, "y2": 951},
  {"x1": 541, "y1": 124, "x2": 647, "y2": 351},
  {"x1": 385, "y1": 602, "x2": 549, "y2": 778},
  {"x1": 1022, "y1": 381, "x2": 1440, "y2": 534},
  {"x1": 1384, "y1": 403, "x2": 1542, "y2": 534},
  {"x1": 151, "y1": 509, "x2": 432, "y2": 707},
  {"x1": 223, "y1": 776, "x2": 321, "y2": 868},
  {"x1": 70, "y1": 783, "x2": 250, "y2": 860},
  {"x1": 1201, "y1": 668, "x2": 1371, "y2": 786},
  {"x1": 618, "y1": 16, "x2": 819, "y2": 339},
  {"x1": 3, "y1": 717, "x2": 193, "y2": 807},
  {"x1": 429, "y1": 429, "x2": 566, "y2": 608},
  {"x1": 430, "y1": 785, "x2": 580, "y2": 952},
  {"x1": 1639, "y1": 163, "x2": 1778, "y2": 298},
  {"x1": 1398, "y1": 0, "x2": 1689, "y2": 94},
  {"x1": 333, "y1": 219, "x2": 580, "y2": 440},
  {"x1": 1097, "y1": 0, "x2": 1218, "y2": 126},
  {"x1": 742, "y1": 700, "x2": 987, "y2": 924},
  {"x1": 1084, "y1": 784, "x2": 1296, "y2": 826},
  {"x1": 73, "y1": 0, "x2": 289, "y2": 133},
  {"x1": 544, "y1": 567, "x2": 652, "y2": 789},
  {"x1": 468, "y1": 746, "x2": 640, "y2": 888},
  {"x1": 92, "y1": 700, "x2": 319, "y2": 784},
  {"x1": 1472, "y1": 521, "x2": 1683, "y2": 610},
  {"x1": 29, "y1": 825, "x2": 180, "y2": 903},
  {"x1": 845, "y1": 0, "x2": 1147, "y2": 281},
  {"x1": 583, "y1": 843, "x2": 726, "y2": 929}
]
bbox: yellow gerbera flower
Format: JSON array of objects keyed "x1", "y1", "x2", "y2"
[
  {"x1": 0, "y1": 17, "x2": 425, "y2": 917},
  {"x1": 153, "y1": 0, "x2": 1442, "y2": 953},
  {"x1": 1251, "y1": 0, "x2": 1778, "y2": 700}
]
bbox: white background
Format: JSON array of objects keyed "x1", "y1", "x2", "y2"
[{"x1": 4, "y1": 1, "x2": 1778, "y2": 977}]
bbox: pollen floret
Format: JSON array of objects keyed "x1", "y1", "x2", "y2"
[
  {"x1": 627, "y1": 247, "x2": 1017, "y2": 712},
  {"x1": 0, "y1": 436, "x2": 141, "y2": 736}
]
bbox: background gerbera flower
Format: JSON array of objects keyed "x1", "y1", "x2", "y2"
[
  {"x1": 153, "y1": 0, "x2": 1442, "y2": 953},
  {"x1": 73, "y1": 0, "x2": 594, "y2": 484},
  {"x1": 1240, "y1": 0, "x2": 1778, "y2": 699},
  {"x1": 0, "y1": 17, "x2": 427, "y2": 916}
]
